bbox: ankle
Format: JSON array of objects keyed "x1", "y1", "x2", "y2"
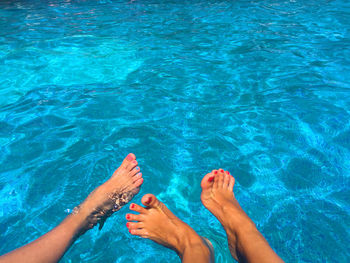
[
  {"x1": 220, "y1": 204, "x2": 256, "y2": 234},
  {"x1": 228, "y1": 218, "x2": 257, "y2": 237},
  {"x1": 62, "y1": 211, "x2": 91, "y2": 238},
  {"x1": 174, "y1": 228, "x2": 207, "y2": 256},
  {"x1": 182, "y1": 242, "x2": 211, "y2": 260},
  {"x1": 180, "y1": 235, "x2": 210, "y2": 260}
]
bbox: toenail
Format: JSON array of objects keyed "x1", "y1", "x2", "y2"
[
  {"x1": 126, "y1": 223, "x2": 130, "y2": 228},
  {"x1": 135, "y1": 166, "x2": 140, "y2": 171},
  {"x1": 131, "y1": 204, "x2": 135, "y2": 209},
  {"x1": 126, "y1": 154, "x2": 133, "y2": 161},
  {"x1": 129, "y1": 230, "x2": 132, "y2": 233},
  {"x1": 126, "y1": 214, "x2": 130, "y2": 219},
  {"x1": 220, "y1": 169, "x2": 224, "y2": 172},
  {"x1": 132, "y1": 160, "x2": 137, "y2": 164},
  {"x1": 145, "y1": 196, "x2": 152, "y2": 204},
  {"x1": 214, "y1": 171, "x2": 218, "y2": 174},
  {"x1": 136, "y1": 172, "x2": 142, "y2": 177},
  {"x1": 208, "y1": 176, "x2": 214, "y2": 182},
  {"x1": 226, "y1": 171, "x2": 229, "y2": 174}
]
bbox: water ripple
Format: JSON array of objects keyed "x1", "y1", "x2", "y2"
[{"x1": 1, "y1": 0, "x2": 350, "y2": 262}]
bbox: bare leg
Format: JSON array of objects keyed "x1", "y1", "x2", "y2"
[
  {"x1": 0, "y1": 153, "x2": 143, "y2": 263},
  {"x1": 126, "y1": 194, "x2": 214, "y2": 263},
  {"x1": 201, "y1": 169, "x2": 284, "y2": 263}
]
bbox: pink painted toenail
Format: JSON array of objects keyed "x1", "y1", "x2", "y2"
[
  {"x1": 129, "y1": 230, "x2": 132, "y2": 233},
  {"x1": 226, "y1": 171, "x2": 229, "y2": 174},
  {"x1": 220, "y1": 169, "x2": 224, "y2": 172},
  {"x1": 208, "y1": 176, "x2": 214, "y2": 182},
  {"x1": 131, "y1": 204, "x2": 135, "y2": 209},
  {"x1": 214, "y1": 171, "x2": 218, "y2": 175},
  {"x1": 145, "y1": 197, "x2": 152, "y2": 204},
  {"x1": 126, "y1": 154, "x2": 133, "y2": 161},
  {"x1": 126, "y1": 223, "x2": 130, "y2": 228},
  {"x1": 126, "y1": 215, "x2": 130, "y2": 220},
  {"x1": 133, "y1": 160, "x2": 137, "y2": 164}
]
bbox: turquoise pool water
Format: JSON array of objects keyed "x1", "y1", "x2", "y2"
[{"x1": 1, "y1": 0, "x2": 350, "y2": 262}]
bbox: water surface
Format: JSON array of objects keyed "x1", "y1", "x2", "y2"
[{"x1": 0, "y1": 0, "x2": 350, "y2": 262}]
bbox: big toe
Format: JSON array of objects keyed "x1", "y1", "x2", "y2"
[
  {"x1": 141, "y1": 194, "x2": 160, "y2": 208},
  {"x1": 201, "y1": 171, "x2": 215, "y2": 190},
  {"x1": 120, "y1": 153, "x2": 136, "y2": 168}
]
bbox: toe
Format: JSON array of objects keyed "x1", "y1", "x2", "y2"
[
  {"x1": 213, "y1": 170, "x2": 219, "y2": 188},
  {"x1": 224, "y1": 171, "x2": 230, "y2": 187},
  {"x1": 218, "y1": 169, "x2": 225, "y2": 187},
  {"x1": 126, "y1": 213, "x2": 143, "y2": 222},
  {"x1": 132, "y1": 173, "x2": 142, "y2": 182},
  {"x1": 120, "y1": 153, "x2": 136, "y2": 169},
  {"x1": 129, "y1": 228, "x2": 148, "y2": 237},
  {"x1": 130, "y1": 203, "x2": 148, "y2": 214},
  {"x1": 130, "y1": 166, "x2": 141, "y2": 176},
  {"x1": 133, "y1": 178, "x2": 143, "y2": 188},
  {"x1": 126, "y1": 160, "x2": 138, "y2": 171},
  {"x1": 141, "y1": 194, "x2": 160, "y2": 208},
  {"x1": 126, "y1": 222, "x2": 143, "y2": 229},
  {"x1": 228, "y1": 176, "x2": 235, "y2": 191},
  {"x1": 201, "y1": 171, "x2": 215, "y2": 190}
]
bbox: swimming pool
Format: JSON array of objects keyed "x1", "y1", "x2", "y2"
[{"x1": 0, "y1": 0, "x2": 349, "y2": 262}]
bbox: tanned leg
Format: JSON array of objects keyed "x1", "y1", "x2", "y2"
[
  {"x1": 126, "y1": 194, "x2": 214, "y2": 263},
  {"x1": 0, "y1": 153, "x2": 143, "y2": 263},
  {"x1": 201, "y1": 169, "x2": 284, "y2": 263}
]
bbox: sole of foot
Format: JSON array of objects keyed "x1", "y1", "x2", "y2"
[{"x1": 126, "y1": 194, "x2": 213, "y2": 262}]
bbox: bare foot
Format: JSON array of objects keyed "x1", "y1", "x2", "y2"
[
  {"x1": 74, "y1": 153, "x2": 144, "y2": 233},
  {"x1": 201, "y1": 169, "x2": 256, "y2": 260},
  {"x1": 126, "y1": 194, "x2": 213, "y2": 262}
]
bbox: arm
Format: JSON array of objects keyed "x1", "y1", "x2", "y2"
[{"x1": 0, "y1": 212, "x2": 88, "y2": 263}]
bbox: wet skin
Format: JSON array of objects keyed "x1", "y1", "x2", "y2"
[
  {"x1": 75, "y1": 153, "x2": 144, "y2": 233},
  {"x1": 0, "y1": 159, "x2": 284, "y2": 263},
  {"x1": 0, "y1": 153, "x2": 144, "y2": 263}
]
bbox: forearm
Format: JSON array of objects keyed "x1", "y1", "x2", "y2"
[{"x1": 0, "y1": 213, "x2": 87, "y2": 263}]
